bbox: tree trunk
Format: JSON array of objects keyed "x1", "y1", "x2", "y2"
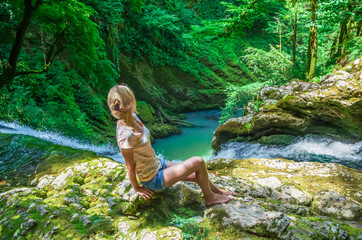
[
  {"x1": 292, "y1": 1, "x2": 298, "y2": 64},
  {"x1": 337, "y1": 21, "x2": 347, "y2": 56},
  {"x1": 341, "y1": 20, "x2": 352, "y2": 56},
  {"x1": 329, "y1": 31, "x2": 338, "y2": 59},
  {"x1": 0, "y1": 0, "x2": 42, "y2": 90},
  {"x1": 306, "y1": 0, "x2": 318, "y2": 81},
  {"x1": 357, "y1": 20, "x2": 362, "y2": 36}
]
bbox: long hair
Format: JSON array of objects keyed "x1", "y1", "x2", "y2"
[{"x1": 107, "y1": 84, "x2": 136, "y2": 123}]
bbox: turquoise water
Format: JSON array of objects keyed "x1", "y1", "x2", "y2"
[
  {"x1": 1, "y1": 113, "x2": 361, "y2": 169},
  {"x1": 152, "y1": 110, "x2": 220, "y2": 161}
]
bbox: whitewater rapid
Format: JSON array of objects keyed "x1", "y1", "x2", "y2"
[
  {"x1": 1, "y1": 120, "x2": 361, "y2": 170},
  {"x1": 0, "y1": 120, "x2": 126, "y2": 163},
  {"x1": 212, "y1": 135, "x2": 362, "y2": 170}
]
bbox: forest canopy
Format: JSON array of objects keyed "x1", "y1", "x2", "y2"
[{"x1": 0, "y1": 0, "x2": 361, "y2": 143}]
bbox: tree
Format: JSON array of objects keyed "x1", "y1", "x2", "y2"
[
  {"x1": 0, "y1": 0, "x2": 118, "y2": 90},
  {"x1": 305, "y1": 0, "x2": 318, "y2": 81},
  {"x1": 0, "y1": 0, "x2": 43, "y2": 89}
]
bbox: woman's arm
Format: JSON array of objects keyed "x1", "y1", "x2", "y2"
[{"x1": 121, "y1": 148, "x2": 153, "y2": 200}]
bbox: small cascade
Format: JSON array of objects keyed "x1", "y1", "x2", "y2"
[
  {"x1": 1, "y1": 118, "x2": 361, "y2": 170},
  {"x1": 0, "y1": 120, "x2": 125, "y2": 163},
  {"x1": 212, "y1": 135, "x2": 362, "y2": 170}
]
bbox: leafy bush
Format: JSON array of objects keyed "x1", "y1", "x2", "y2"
[
  {"x1": 241, "y1": 47, "x2": 293, "y2": 85},
  {"x1": 0, "y1": 61, "x2": 113, "y2": 144},
  {"x1": 219, "y1": 81, "x2": 268, "y2": 123}
]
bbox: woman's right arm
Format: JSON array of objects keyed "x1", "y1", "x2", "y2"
[{"x1": 121, "y1": 148, "x2": 153, "y2": 200}]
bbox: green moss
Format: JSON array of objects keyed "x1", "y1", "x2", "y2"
[
  {"x1": 340, "y1": 223, "x2": 362, "y2": 237},
  {"x1": 245, "y1": 123, "x2": 252, "y2": 133},
  {"x1": 148, "y1": 123, "x2": 181, "y2": 138},
  {"x1": 257, "y1": 134, "x2": 296, "y2": 145},
  {"x1": 136, "y1": 101, "x2": 155, "y2": 124}
]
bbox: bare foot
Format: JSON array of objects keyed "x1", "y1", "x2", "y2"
[
  {"x1": 219, "y1": 189, "x2": 237, "y2": 196},
  {"x1": 204, "y1": 193, "x2": 233, "y2": 207},
  {"x1": 213, "y1": 188, "x2": 237, "y2": 196}
]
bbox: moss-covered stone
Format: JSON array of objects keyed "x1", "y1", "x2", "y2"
[
  {"x1": 257, "y1": 134, "x2": 296, "y2": 145},
  {"x1": 148, "y1": 123, "x2": 181, "y2": 139},
  {"x1": 1, "y1": 134, "x2": 361, "y2": 239},
  {"x1": 213, "y1": 57, "x2": 362, "y2": 150},
  {"x1": 136, "y1": 101, "x2": 155, "y2": 124}
]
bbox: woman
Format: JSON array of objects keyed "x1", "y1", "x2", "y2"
[{"x1": 107, "y1": 84, "x2": 234, "y2": 206}]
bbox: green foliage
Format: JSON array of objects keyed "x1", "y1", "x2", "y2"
[
  {"x1": 345, "y1": 36, "x2": 362, "y2": 61},
  {"x1": 0, "y1": 61, "x2": 113, "y2": 144},
  {"x1": 219, "y1": 82, "x2": 268, "y2": 123},
  {"x1": 242, "y1": 47, "x2": 293, "y2": 84},
  {"x1": 170, "y1": 213, "x2": 209, "y2": 239},
  {"x1": 1, "y1": 0, "x2": 361, "y2": 143}
]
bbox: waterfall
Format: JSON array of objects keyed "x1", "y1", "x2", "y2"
[
  {"x1": 0, "y1": 120, "x2": 125, "y2": 163},
  {"x1": 212, "y1": 135, "x2": 362, "y2": 170}
]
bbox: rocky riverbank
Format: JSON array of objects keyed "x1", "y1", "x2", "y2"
[
  {"x1": 0, "y1": 133, "x2": 361, "y2": 239},
  {"x1": 212, "y1": 58, "x2": 362, "y2": 151}
]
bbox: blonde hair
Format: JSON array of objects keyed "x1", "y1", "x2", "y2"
[{"x1": 107, "y1": 84, "x2": 136, "y2": 120}]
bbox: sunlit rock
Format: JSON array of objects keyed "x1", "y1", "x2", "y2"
[{"x1": 212, "y1": 57, "x2": 362, "y2": 150}]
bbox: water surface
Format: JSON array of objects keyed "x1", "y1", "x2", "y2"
[{"x1": 152, "y1": 110, "x2": 220, "y2": 161}]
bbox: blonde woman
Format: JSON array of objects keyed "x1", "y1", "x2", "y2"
[{"x1": 107, "y1": 84, "x2": 234, "y2": 206}]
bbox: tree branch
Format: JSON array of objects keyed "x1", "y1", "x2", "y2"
[
  {"x1": 15, "y1": 45, "x2": 65, "y2": 77},
  {"x1": 46, "y1": 30, "x2": 66, "y2": 64},
  {"x1": 269, "y1": 44, "x2": 293, "y2": 65},
  {"x1": 15, "y1": 67, "x2": 49, "y2": 76}
]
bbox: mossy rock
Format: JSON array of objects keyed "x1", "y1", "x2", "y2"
[
  {"x1": 257, "y1": 134, "x2": 296, "y2": 146},
  {"x1": 136, "y1": 101, "x2": 155, "y2": 124},
  {"x1": 1, "y1": 132, "x2": 361, "y2": 239},
  {"x1": 213, "y1": 57, "x2": 362, "y2": 150},
  {"x1": 148, "y1": 123, "x2": 181, "y2": 139}
]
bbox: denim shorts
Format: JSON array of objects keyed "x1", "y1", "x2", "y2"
[{"x1": 141, "y1": 158, "x2": 167, "y2": 191}]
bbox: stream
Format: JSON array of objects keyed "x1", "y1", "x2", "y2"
[{"x1": 1, "y1": 110, "x2": 361, "y2": 170}]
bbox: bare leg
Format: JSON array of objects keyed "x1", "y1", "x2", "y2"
[
  {"x1": 163, "y1": 157, "x2": 232, "y2": 206},
  {"x1": 184, "y1": 173, "x2": 236, "y2": 196},
  {"x1": 166, "y1": 161, "x2": 236, "y2": 196}
]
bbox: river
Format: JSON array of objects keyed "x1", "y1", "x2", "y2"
[
  {"x1": 153, "y1": 110, "x2": 220, "y2": 161},
  {"x1": 1, "y1": 111, "x2": 361, "y2": 170}
]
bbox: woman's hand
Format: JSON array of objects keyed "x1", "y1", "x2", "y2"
[{"x1": 135, "y1": 186, "x2": 153, "y2": 200}]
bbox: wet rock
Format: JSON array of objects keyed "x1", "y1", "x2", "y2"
[{"x1": 0, "y1": 136, "x2": 361, "y2": 240}]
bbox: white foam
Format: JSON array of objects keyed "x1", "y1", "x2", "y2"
[
  {"x1": 213, "y1": 135, "x2": 362, "y2": 170},
  {"x1": 0, "y1": 120, "x2": 125, "y2": 163}
]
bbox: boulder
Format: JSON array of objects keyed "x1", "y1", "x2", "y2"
[{"x1": 212, "y1": 57, "x2": 362, "y2": 150}]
